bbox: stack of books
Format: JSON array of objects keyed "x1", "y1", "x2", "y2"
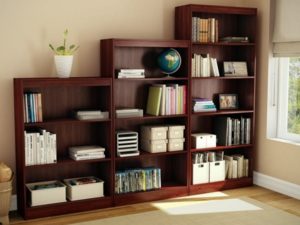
[
  {"x1": 191, "y1": 53, "x2": 219, "y2": 77},
  {"x1": 115, "y1": 108, "x2": 143, "y2": 118},
  {"x1": 117, "y1": 69, "x2": 145, "y2": 78},
  {"x1": 220, "y1": 36, "x2": 249, "y2": 43},
  {"x1": 74, "y1": 110, "x2": 109, "y2": 120},
  {"x1": 193, "y1": 98, "x2": 217, "y2": 112},
  {"x1": 69, "y1": 145, "x2": 105, "y2": 161}
]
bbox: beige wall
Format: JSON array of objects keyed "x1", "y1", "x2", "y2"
[{"x1": 2, "y1": 0, "x2": 298, "y2": 190}]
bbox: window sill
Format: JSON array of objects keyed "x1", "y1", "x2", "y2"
[{"x1": 268, "y1": 137, "x2": 300, "y2": 147}]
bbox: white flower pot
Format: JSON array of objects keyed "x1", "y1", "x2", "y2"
[{"x1": 54, "y1": 55, "x2": 73, "y2": 78}]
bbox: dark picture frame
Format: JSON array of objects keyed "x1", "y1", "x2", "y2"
[{"x1": 219, "y1": 94, "x2": 238, "y2": 109}]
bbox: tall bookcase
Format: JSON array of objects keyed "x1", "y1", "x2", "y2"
[
  {"x1": 175, "y1": 4, "x2": 256, "y2": 194},
  {"x1": 14, "y1": 77, "x2": 113, "y2": 219},
  {"x1": 101, "y1": 39, "x2": 190, "y2": 205}
]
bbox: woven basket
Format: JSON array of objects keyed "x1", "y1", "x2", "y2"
[{"x1": 0, "y1": 174, "x2": 13, "y2": 225}]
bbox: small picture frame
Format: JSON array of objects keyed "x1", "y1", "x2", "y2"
[
  {"x1": 223, "y1": 61, "x2": 248, "y2": 76},
  {"x1": 219, "y1": 94, "x2": 238, "y2": 109}
]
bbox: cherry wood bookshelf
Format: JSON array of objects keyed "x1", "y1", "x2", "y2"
[{"x1": 175, "y1": 4, "x2": 257, "y2": 193}]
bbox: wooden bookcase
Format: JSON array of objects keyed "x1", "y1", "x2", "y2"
[
  {"x1": 101, "y1": 39, "x2": 190, "y2": 205},
  {"x1": 14, "y1": 77, "x2": 113, "y2": 219},
  {"x1": 175, "y1": 4, "x2": 256, "y2": 194}
]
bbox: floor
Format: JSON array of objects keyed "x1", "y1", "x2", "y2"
[{"x1": 9, "y1": 185, "x2": 300, "y2": 225}]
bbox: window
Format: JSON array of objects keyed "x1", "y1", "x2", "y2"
[{"x1": 276, "y1": 57, "x2": 300, "y2": 142}]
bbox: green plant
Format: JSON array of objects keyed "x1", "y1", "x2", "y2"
[{"x1": 49, "y1": 29, "x2": 79, "y2": 55}]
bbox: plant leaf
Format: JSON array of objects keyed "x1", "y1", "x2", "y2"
[
  {"x1": 64, "y1": 29, "x2": 68, "y2": 38},
  {"x1": 69, "y1": 44, "x2": 75, "y2": 50},
  {"x1": 49, "y1": 44, "x2": 55, "y2": 51}
]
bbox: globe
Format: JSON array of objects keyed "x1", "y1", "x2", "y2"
[{"x1": 157, "y1": 48, "x2": 182, "y2": 75}]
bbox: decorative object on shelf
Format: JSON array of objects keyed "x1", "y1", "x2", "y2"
[
  {"x1": 223, "y1": 62, "x2": 248, "y2": 77},
  {"x1": 157, "y1": 48, "x2": 181, "y2": 76},
  {"x1": 116, "y1": 131, "x2": 140, "y2": 157},
  {"x1": 220, "y1": 36, "x2": 249, "y2": 43},
  {"x1": 0, "y1": 162, "x2": 13, "y2": 225},
  {"x1": 218, "y1": 94, "x2": 238, "y2": 110},
  {"x1": 49, "y1": 29, "x2": 79, "y2": 78}
]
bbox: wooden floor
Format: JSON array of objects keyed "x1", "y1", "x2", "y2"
[{"x1": 9, "y1": 185, "x2": 300, "y2": 225}]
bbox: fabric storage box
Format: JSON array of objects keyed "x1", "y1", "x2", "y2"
[
  {"x1": 192, "y1": 162, "x2": 209, "y2": 184},
  {"x1": 209, "y1": 160, "x2": 225, "y2": 182},
  {"x1": 167, "y1": 138, "x2": 185, "y2": 151},
  {"x1": 64, "y1": 176, "x2": 104, "y2": 201},
  {"x1": 191, "y1": 133, "x2": 216, "y2": 149},
  {"x1": 26, "y1": 180, "x2": 66, "y2": 206},
  {"x1": 141, "y1": 126, "x2": 168, "y2": 140},
  {"x1": 167, "y1": 125, "x2": 185, "y2": 139},
  {"x1": 141, "y1": 139, "x2": 168, "y2": 153}
]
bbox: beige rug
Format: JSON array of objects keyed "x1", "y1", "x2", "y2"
[{"x1": 73, "y1": 197, "x2": 300, "y2": 225}]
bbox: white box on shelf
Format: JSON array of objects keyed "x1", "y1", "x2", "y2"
[
  {"x1": 141, "y1": 126, "x2": 168, "y2": 140},
  {"x1": 209, "y1": 160, "x2": 225, "y2": 182},
  {"x1": 64, "y1": 176, "x2": 104, "y2": 201},
  {"x1": 26, "y1": 180, "x2": 66, "y2": 206},
  {"x1": 167, "y1": 138, "x2": 185, "y2": 151},
  {"x1": 141, "y1": 139, "x2": 168, "y2": 153},
  {"x1": 168, "y1": 125, "x2": 185, "y2": 139},
  {"x1": 192, "y1": 162, "x2": 209, "y2": 184},
  {"x1": 191, "y1": 133, "x2": 216, "y2": 149}
]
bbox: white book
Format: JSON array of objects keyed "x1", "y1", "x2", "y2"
[
  {"x1": 117, "y1": 151, "x2": 140, "y2": 157},
  {"x1": 120, "y1": 69, "x2": 145, "y2": 73},
  {"x1": 116, "y1": 108, "x2": 140, "y2": 113},
  {"x1": 232, "y1": 159, "x2": 238, "y2": 179},
  {"x1": 118, "y1": 74, "x2": 145, "y2": 78},
  {"x1": 76, "y1": 112, "x2": 109, "y2": 120},
  {"x1": 69, "y1": 145, "x2": 105, "y2": 154},
  {"x1": 76, "y1": 110, "x2": 102, "y2": 116},
  {"x1": 72, "y1": 152, "x2": 105, "y2": 157},
  {"x1": 70, "y1": 154, "x2": 105, "y2": 161}
]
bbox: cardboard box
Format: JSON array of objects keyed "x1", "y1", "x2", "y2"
[
  {"x1": 209, "y1": 160, "x2": 225, "y2": 182},
  {"x1": 168, "y1": 125, "x2": 185, "y2": 139},
  {"x1": 141, "y1": 139, "x2": 168, "y2": 153},
  {"x1": 167, "y1": 138, "x2": 185, "y2": 151},
  {"x1": 191, "y1": 133, "x2": 216, "y2": 149},
  {"x1": 26, "y1": 180, "x2": 66, "y2": 206},
  {"x1": 192, "y1": 162, "x2": 209, "y2": 184},
  {"x1": 64, "y1": 176, "x2": 104, "y2": 201},
  {"x1": 141, "y1": 126, "x2": 168, "y2": 140}
]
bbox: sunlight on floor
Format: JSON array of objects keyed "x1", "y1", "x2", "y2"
[{"x1": 152, "y1": 198, "x2": 262, "y2": 215}]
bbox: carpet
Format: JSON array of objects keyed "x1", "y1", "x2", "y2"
[{"x1": 72, "y1": 197, "x2": 300, "y2": 225}]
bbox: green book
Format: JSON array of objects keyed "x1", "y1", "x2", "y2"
[{"x1": 146, "y1": 86, "x2": 162, "y2": 116}]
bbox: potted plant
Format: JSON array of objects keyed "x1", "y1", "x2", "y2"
[{"x1": 49, "y1": 29, "x2": 79, "y2": 78}]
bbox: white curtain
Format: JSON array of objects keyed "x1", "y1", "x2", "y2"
[{"x1": 273, "y1": 0, "x2": 300, "y2": 57}]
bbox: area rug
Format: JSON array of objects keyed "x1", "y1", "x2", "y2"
[{"x1": 72, "y1": 197, "x2": 300, "y2": 225}]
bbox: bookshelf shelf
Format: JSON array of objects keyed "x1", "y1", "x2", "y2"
[
  {"x1": 24, "y1": 118, "x2": 111, "y2": 127},
  {"x1": 116, "y1": 77, "x2": 189, "y2": 81},
  {"x1": 191, "y1": 144, "x2": 253, "y2": 153},
  {"x1": 115, "y1": 150, "x2": 187, "y2": 161},
  {"x1": 192, "y1": 42, "x2": 255, "y2": 46},
  {"x1": 191, "y1": 76, "x2": 255, "y2": 80},
  {"x1": 115, "y1": 114, "x2": 188, "y2": 121},
  {"x1": 192, "y1": 110, "x2": 254, "y2": 116}
]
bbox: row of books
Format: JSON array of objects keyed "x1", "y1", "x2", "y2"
[
  {"x1": 146, "y1": 84, "x2": 187, "y2": 116},
  {"x1": 191, "y1": 54, "x2": 219, "y2": 77},
  {"x1": 24, "y1": 129, "x2": 57, "y2": 166},
  {"x1": 213, "y1": 117, "x2": 251, "y2": 146},
  {"x1": 193, "y1": 98, "x2": 216, "y2": 112},
  {"x1": 23, "y1": 93, "x2": 43, "y2": 123},
  {"x1": 69, "y1": 145, "x2": 106, "y2": 161},
  {"x1": 73, "y1": 110, "x2": 109, "y2": 120},
  {"x1": 117, "y1": 69, "x2": 145, "y2": 79},
  {"x1": 192, "y1": 17, "x2": 219, "y2": 43},
  {"x1": 224, "y1": 154, "x2": 249, "y2": 179},
  {"x1": 115, "y1": 168, "x2": 161, "y2": 194}
]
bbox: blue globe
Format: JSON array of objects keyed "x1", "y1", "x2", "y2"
[{"x1": 157, "y1": 48, "x2": 182, "y2": 74}]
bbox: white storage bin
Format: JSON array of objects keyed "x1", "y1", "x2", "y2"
[
  {"x1": 64, "y1": 176, "x2": 104, "y2": 201},
  {"x1": 141, "y1": 139, "x2": 168, "y2": 153},
  {"x1": 168, "y1": 125, "x2": 185, "y2": 139},
  {"x1": 191, "y1": 133, "x2": 216, "y2": 149},
  {"x1": 141, "y1": 126, "x2": 168, "y2": 140},
  {"x1": 209, "y1": 160, "x2": 225, "y2": 182},
  {"x1": 26, "y1": 180, "x2": 66, "y2": 206},
  {"x1": 192, "y1": 162, "x2": 209, "y2": 184},
  {"x1": 167, "y1": 138, "x2": 185, "y2": 151}
]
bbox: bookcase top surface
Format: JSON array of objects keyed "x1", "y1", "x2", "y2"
[
  {"x1": 176, "y1": 4, "x2": 257, "y2": 15},
  {"x1": 101, "y1": 38, "x2": 190, "y2": 48}
]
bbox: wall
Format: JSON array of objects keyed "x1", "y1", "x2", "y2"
[
  {"x1": 5, "y1": 0, "x2": 298, "y2": 195},
  {"x1": 254, "y1": 0, "x2": 300, "y2": 185}
]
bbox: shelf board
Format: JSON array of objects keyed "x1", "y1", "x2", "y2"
[
  {"x1": 192, "y1": 109, "x2": 254, "y2": 116},
  {"x1": 24, "y1": 118, "x2": 111, "y2": 127},
  {"x1": 115, "y1": 77, "x2": 188, "y2": 81},
  {"x1": 25, "y1": 157, "x2": 111, "y2": 168},
  {"x1": 191, "y1": 76, "x2": 255, "y2": 80},
  {"x1": 191, "y1": 144, "x2": 252, "y2": 152},
  {"x1": 116, "y1": 114, "x2": 188, "y2": 121},
  {"x1": 192, "y1": 42, "x2": 255, "y2": 46},
  {"x1": 115, "y1": 150, "x2": 187, "y2": 161}
]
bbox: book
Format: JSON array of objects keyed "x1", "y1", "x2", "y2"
[
  {"x1": 220, "y1": 36, "x2": 249, "y2": 42},
  {"x1": 146, "y1": 86, "x2": 162, "y2": 116},
  {"x1": 76, "y1": 110, "x2": 102, "y2": 116},
  {"x1": 69, "y1": 145, "x2": 105, "y2": 154}
]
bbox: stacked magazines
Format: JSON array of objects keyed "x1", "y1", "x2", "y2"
[
  {"x1": 193, "y1": 98, "x2": 216, "y2": 112},
  {"x1": 69, "y1": 145, "x2": 105, "y2": 161},
  {"x1": 117, "y1": 69, "x2": 145, "y2": 78},
  {"x1": 74, "y1": 110, "x2": 109, "y2": 120}
]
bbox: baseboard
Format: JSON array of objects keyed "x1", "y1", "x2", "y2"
[
  {"x1": 253, "y1": 171, "x2": 300, "y2": 200},
  {"x1": 10, "y1": 194, "x2": 17, "y2": 211}
]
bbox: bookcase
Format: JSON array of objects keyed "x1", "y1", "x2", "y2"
[
  {"x1": 14, "y1": 77, "x2": 113, "y2": 219},
  {"x1": 101, "y1": 39, "x2": 190, "y2": 205},
  {"x1": 175, "y1": 4, "x2": 256, "y2": 194}
]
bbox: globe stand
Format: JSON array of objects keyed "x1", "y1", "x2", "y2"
[{"x1": 163, "y1": 73, "x2": 174, "y2": 79}]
